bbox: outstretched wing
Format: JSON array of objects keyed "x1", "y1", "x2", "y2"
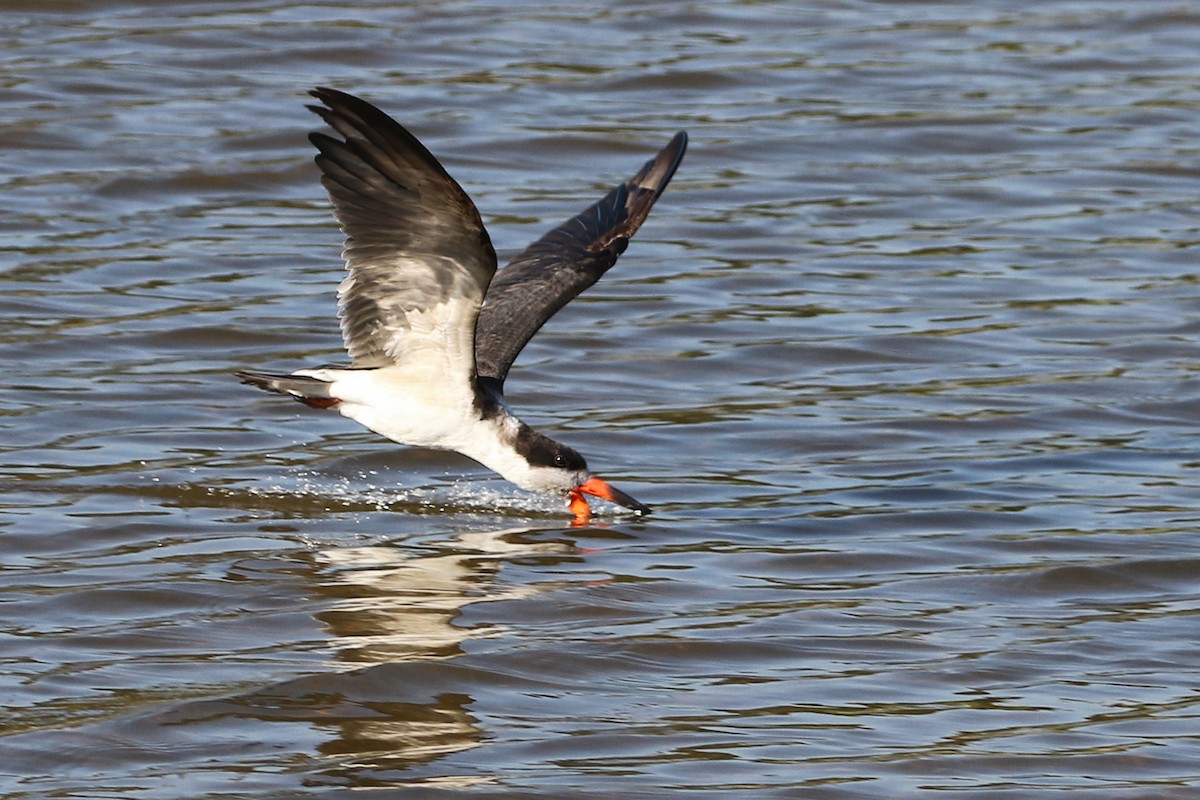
[
  {"x1": 307, "y1": 87, "x2": 497, "y2": 371},
  {"x1": 473, "y1": 131, "x2": 687, "y2": 389}
]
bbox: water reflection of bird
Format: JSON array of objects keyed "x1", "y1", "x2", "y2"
[
  {"x1": 308, "y1": 527, "x2": 579, "y2": 773},
  {"x1": 238, "y1": 88, "x2": 686, "y2": 522},
  {"x1": 315, "y1": 528, "x2": 572, "y2": 666}
]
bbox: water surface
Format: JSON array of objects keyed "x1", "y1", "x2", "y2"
[{"x1": 2, "y1": 1, "x2": 1199, "y2": 797}]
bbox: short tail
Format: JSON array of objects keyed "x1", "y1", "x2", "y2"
[{"x1": 235, "y1": 370, "x2": 342, "y2": 410}]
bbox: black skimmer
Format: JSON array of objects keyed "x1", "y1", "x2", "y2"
[{"x1": 237, "y1": 88, "x2": 686, "y2": 521}]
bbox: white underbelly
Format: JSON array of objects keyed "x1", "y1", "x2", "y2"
[{"x1": 301, "y1": 366, "x2": 480, "y2": 450}]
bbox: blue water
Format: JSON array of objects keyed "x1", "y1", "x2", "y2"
[{"x1": 2, "y1": 1, "x2": 1199, "y2": 797}]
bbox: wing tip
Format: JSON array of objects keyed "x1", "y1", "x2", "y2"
[
  {"x1": 631, "y1": 130, "x2": 688, "y2": 197},
  {"x1": 308, "y1": 85, "x2": 350, "y2": 107}
]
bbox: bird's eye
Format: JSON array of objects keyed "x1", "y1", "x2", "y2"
[{"x1": 554, "y1": 454, "x2": 567, "y2": 468}]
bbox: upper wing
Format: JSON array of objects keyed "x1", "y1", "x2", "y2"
[
  {"x1": 473, "y1": 131, "x2": 687, "y2": 388},
  {"x1": 307, "y1": 87, "x2": 497, "y2": 371}
]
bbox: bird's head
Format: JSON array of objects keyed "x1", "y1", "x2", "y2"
[{"x1": 512, "y1": 425, "x2": 651, "y2": 522}]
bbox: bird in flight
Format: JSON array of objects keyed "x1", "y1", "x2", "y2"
[{"x1": 238, "y1": 88, "x2": 686, "y2": 522}]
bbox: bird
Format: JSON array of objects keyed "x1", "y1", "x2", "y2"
[{"x1": 236, "y1": 87, "x2": 686, "y2": 521}]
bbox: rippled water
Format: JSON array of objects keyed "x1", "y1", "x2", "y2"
[{"x1": 3, "y1": 1, "x2": 1199, "y2": 797}]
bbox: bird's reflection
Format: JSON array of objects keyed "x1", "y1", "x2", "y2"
[
  {"x1": 314, "y1": 528, "x2": 576, "y2": 667},
  {"x1": 303, "y1": 525, "x2": 579, "y2": 779},
  {"x1": 141, "y1": 523, "x2": 593, "y2": 785}
]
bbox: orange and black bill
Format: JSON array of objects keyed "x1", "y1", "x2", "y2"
[{"x1": 569, "y1": 476, "x2": 652, "y2": 520}]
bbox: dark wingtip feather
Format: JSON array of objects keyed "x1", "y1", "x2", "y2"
[
  {"x1": 638, "y1": 131, "x2": 688, "y2": 192},
  {"x1": 308, "y1": 86, "x2": 352, "y2": 107},
  {"x1": 599, "y1": 130, "x2": 687, "y2": 249},
  {"x1": 625, "y1": 131, "x2": 688, "y2": 213}
]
